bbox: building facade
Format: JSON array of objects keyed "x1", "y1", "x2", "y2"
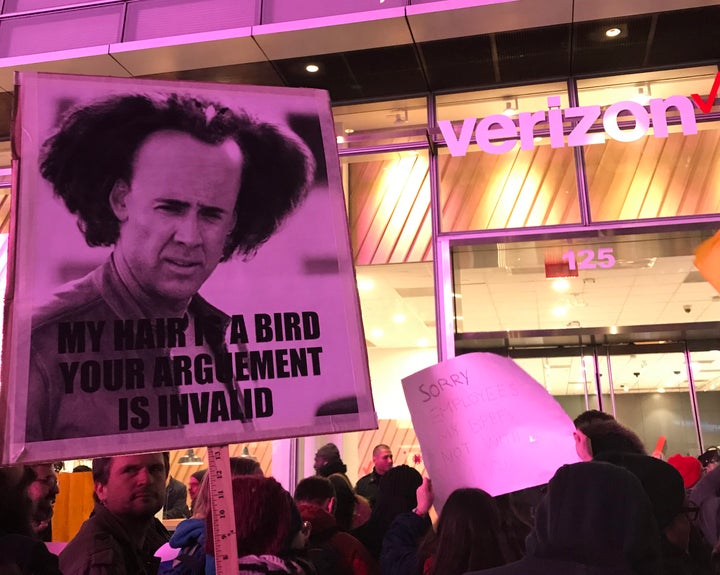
[{"x1": 0, "y1": 0, "x2": 719, "y2": 489}]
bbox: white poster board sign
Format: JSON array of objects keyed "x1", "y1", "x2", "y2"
[
  {"x1": 402, "y1": 352, "x2": 578, "y2": 511},
  {"x1": 2, "y1": 72, "x2": 376, "y2": 464}
]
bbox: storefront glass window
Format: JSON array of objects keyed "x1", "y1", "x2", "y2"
[
  {"x1": 354, "y1": 260, "x2": 437, "y2": 477},
  {"x1": 577, "y1": 66, "x2": 720, "y2": 222},
  {"x1": 342, "y1": 150, "x2": 432, "y2": 265},
  {"x1": 333, "y1": 97, "x2": 428, "y2": 149},
  {"x1": 435, "y1": 83, "x2": 580, "y2": 232},
  {"x1": 452, "y1": 229, "x2": 719, "y2": 334}
]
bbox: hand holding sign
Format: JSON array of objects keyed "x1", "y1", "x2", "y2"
[{"x1": 402, "y1": 352, "x2": 579, "y2": 513}]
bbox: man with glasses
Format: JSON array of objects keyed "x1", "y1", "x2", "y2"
[{"x1": 26, "y1": 462, "x2": 61, "y2": 541}]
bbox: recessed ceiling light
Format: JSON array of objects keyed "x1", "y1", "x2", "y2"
[
  {"x1": 392, "y1": 313, "x2": 406, "y2": 323},
  {"x1": 552, "y1": 305, "x2": 568, "y2": 318},
  {"x1": 605, "y1": 27, "x2": 621, "y2": 38},
  {"x1": 305, "y1": 64, "x2": 319, "y2": 73},
  {"x1": 357, "y1": 277, "x2": 374, "y2": 291},
  {"x1": 552, "y1": 278, "x2": 570, "y2": 292},
  {"x1": 344, "y1": 128, "x2": 355, "y2": 134},
  {"x1": 370, "y1": 328, "x2": 384, "y2": 338},
  {"x1": 502, "y1": 100, "x2": 518, "y2": 116}
]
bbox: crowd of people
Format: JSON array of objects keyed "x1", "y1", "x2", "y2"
[{"x1": 2, "y1": 415, "x2": 720, "y2": 575}]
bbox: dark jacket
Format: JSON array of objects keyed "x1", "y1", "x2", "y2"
[
  {"x1": 297, "y1": 502, "x2": 378, "y2": 575},
  {"x1": 379, "y1": 511, "x2": 430, "y2": 575},
  {"x1": 355, "y1": 469, "x2": 382, "y2": 508},
  {"x1": 59, "y1": 502, "x2": 170, "y2": 575},
  {"x1": 690, "y1": 464, "x2": 720, "y2": 548},
  {"x1": 0, "y1": 533, "x2": 63, "y2": 574},
  {"x1": 164, "y1": 477, "x2": 190, "y2": 519}
]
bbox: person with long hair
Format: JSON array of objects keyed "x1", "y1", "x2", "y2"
[
  {"x1": 205, "y1": 476, "x2": 311, "y2": 574},
  {"x1": 381, "y1": 479, "x2": 507, "y2": 575},
  {"x1": 420, "y1": 488, "x2": 506, "y2": 575},
  {"x1": 0, "y1": 465, "x2": 62, "y2": 574}
]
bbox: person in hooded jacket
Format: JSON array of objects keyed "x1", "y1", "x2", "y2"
[
  {"x1": 464, "y1": 461, "x2": 663, "y2": 575},
  {"x1": 294, "y1": 476, "x2": 378, "y2": 575},
  {"x1": 595, "y1": 452, "x2": 714, "y2": 575}
]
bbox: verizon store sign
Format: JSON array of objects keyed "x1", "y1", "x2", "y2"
[{"x1": 439, "y1": 94, "x2": 703, "y2": 157}]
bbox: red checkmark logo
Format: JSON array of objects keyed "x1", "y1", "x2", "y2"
[{"x1": 691, "y1": 71, "x2": 720, "y2": 114}]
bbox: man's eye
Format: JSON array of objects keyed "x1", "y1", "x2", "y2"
[{"x1": 201, "y1": 211, "x2": 224, "y2": 221}]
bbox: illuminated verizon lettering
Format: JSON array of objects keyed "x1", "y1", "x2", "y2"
[{"x1": 439, "y1": 95, "x2": 698, "y2": 156}]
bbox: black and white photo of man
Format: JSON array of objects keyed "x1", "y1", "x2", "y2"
[{"x1": 26, "y1": 93, "x2": 315, "y2": 442}]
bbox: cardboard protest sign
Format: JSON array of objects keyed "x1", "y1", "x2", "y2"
[
  {"x1": 402, "y1": 352, "x2": 578, "y2": 511},
  {"x1": 1, "y1": 72, "x2": 376, "y2": 464}
]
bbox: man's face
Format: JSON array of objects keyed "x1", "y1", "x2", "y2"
[
  {"x1": 111, "y1": 130, "x2": 243, "y2": 305},
  {"x1": 27, "y1": 464, "x2": 59, "y2": 534},
  {"x1": 573, "y1": 429, "x2": 593, "y2": 462},
  {"x1": 95, "y1": 453, "x2": 167, "y2": 520},
  {"x1": 373, "y1": 448, "x2": 393, "y2": 475},
  {"x1": 313, "y1": 455, "x2": 327, "y2": 473},
  {"x1": 188, "y1": 476, "x2": 202, "y2": 502}
]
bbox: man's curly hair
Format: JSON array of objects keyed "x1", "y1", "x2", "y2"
[{"x1": 40, "y1": 93, "x2": 316, "y2": 260}]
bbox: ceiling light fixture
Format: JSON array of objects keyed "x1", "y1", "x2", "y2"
[
  {"x1": 178, "y1": 448, "x2": 203, "y2": 466},
  {"x1": 344, "y1": 128, "x2": 355, "y2": 134},
  {"x1": 551, "y1": 278, "x2": 570, "y2": 292},
  {"x1": 356, "y1": 277, "x2": 375, "y2": 291},
  {"x1": 605, "y1": 27, "x2": 622, "y2": 38},
  {"x1": 636, "y1": 85, "x2": 651, "y2": 106},
  {"x1": 392, "y1": 109, "x2": 409, "y2": 124},
  {"x1": 552, "y1": 305, "x2": 568, "y2": 318},
  {"x1": 502, "y1": 98, "x2": 519, "y2": 117},
  {"x1": 305, "y1": 64, "x2": 319, "y2": 73}
]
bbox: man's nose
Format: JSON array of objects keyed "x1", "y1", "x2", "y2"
[
  {"x1": 136, "y1": 467, "x2": 152, "y2": 485},
  {"x1": 174, "y1": 214, "x2": 203, "y2": 246}
]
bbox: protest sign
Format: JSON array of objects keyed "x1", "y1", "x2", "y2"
[
  {"x1": 402, "y1": 352, "x2": 579, "y2": 511},
  {"x1": 1, "y1": 72, "x2": 375, "y2": 464}
]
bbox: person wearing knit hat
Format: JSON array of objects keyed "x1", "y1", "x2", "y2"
[
  {"x1": 314, "y1": 443, "x2": 348, "y2": 478},
  {"x1": 667, "y1": 454, "x2": 702, "y2": 490}
]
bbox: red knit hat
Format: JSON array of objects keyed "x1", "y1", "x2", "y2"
[{"x1": 667, "y1": 454, "x2": 702, "y2": 489}]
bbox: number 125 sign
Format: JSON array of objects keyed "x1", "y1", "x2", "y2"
[{"x1": 562, "y1": 247, "x2": 616, "y2": 270}]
